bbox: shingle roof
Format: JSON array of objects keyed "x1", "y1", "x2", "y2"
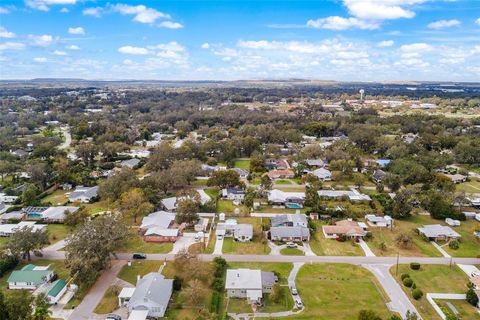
[
  {"x1": 270, "y1": 226, "x2": 310, "y2": 238},
  {"x1": 129, "y1": 272, "x2": 173, "y2": 317}
]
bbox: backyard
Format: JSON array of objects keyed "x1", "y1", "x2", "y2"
[
  {"x1": 309, "y1": 221, "x2": 364, "y2": 256},
  {"x1": 293, "y1": 263, "x2": 394, "y2": 319},
  {"x1": 391, "y1": 264, "x2": 471, "y2": 320}
]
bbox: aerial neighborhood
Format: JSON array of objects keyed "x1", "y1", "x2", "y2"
[{"x1": 0, "y1": 81, "x2": 480, "y2": 320}]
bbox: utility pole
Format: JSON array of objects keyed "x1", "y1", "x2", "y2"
[{"x1": 396, "y1": 252, "x2": 400, "y2": 276}]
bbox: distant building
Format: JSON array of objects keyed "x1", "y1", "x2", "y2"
[
  {"x1": 267, "y1": 189, "x2": 305, "y2": 208},
  {"x1": 372, "y1": 170, "x2": 386, "y2": 184},
  {"x1": 417, "y1": 224, "x2": 461, "y2": 242},
  {"x1": 322, "y1": 220, "x2": 368, "y2": 239},
  {"x1": 317, "y1": 189, "x2": 371, "y2": 202},
  {"x1": 68, "y1": 186, "x2": 99, "y2": 203},
  {"x1": 225, "y1": 269, "x2": 277, "y2": 304},
  {"x1": 0, "y1": 221, "x2": 47, "y2": 237},
  {"x1": 365, "y1": 215, "x2": 392, "y2": 227},
  {"x1": 312, "y1": 168, "x2": 332, "y2": 181},
  {"x1": 23, "y1": 206, "x2": 79, "y2": 222},
  {"x1": 120, "y1": 158, "x2": 140, "y2": 169}
]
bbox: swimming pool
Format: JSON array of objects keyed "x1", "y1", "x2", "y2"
[{"x1": 286, "y1": 203, "x2": 302, "y2": 209}]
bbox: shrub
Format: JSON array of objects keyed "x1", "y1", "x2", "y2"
[
  {"x1": 412, "y1": 288, "x2": 423, "y2": 300},
  {"x1": 401, "y1": 273, "x2": 410, "y2": 281},
  {"x1": 410, "y1": 262, "x2": 421, "y2": 270},
  {"x1": 412, "y1": 282, "x2": 416, "y2": 289},
  {"x1": 403, "y1": 277, "x2": 413, "y2": 287},
  {"x1": 448, "y1": 239, "x2": 459, "y2": 250},
  {"x1": 467, "y1": 287, "x2": 479, "y2": 306}
]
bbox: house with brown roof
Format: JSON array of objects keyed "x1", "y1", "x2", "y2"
[
  {"x1": 264, "y1": 169, "x2": 295, "y2": 180},
  {"x1": 322, "y1": 220, "x2": 368, "y2": 240}
]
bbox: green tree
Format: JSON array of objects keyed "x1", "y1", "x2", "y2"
[
  {"x1": 243, "y1": 188, "x2": 255, "y2": 208},
  {"x1": 117, "y1": 188, "x2": 154, "y2": 223},
  {"x1": 260, "y1": 175, "x2": 272, "y2": 190},
  {"x1": 98, "y1": 168, "x2": 139, "y2": 201},
  {"x1": 207, "y1": 170, "x2": 241, "y2": 188},
  {"x1": 175, "y1": 198, "x2": 199, "y2": 225},
  {"x1": 269, "y1": 283, "x2": 285, "y2": 303},
  {"x1": 391, "y1": 189, "x2": 414, "y2": 219},
  {"x1": 0, "y1": 289, "x2": 7, "y2": 320},
  {"x1": 8, "y1": 226, "x2": 49, "y2": 261},
  {"x1": 21, "y1": 183, "x2": 40, "y2": 206},
  {"x1": 5, "y1": 290, "x2": 33, "y2": 320},
  {"x1": 33, "y1": 293, "x2": 51, "y2": 320},
  {"x1": 358, "y1": 309, "x2": 382, "y2": 320}
]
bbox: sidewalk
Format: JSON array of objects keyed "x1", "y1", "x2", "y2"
[
  {"x1": 358, "y1": 239, "x2": 376, "y2": 257},
  {"x1": 430, "y1": 241, "x2": 451, "y2": 258}
]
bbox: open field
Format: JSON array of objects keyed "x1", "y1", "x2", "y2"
[
  {"x1": 292, "y1": 263, "x2": 393, "y2": 319},
  {"x1": 367, "y1": 215, "x2": 444, "y2": 257},
  {"x1": 456, "y1": 179, "x2": 480, "y2": 193},
  {"x1": 309, "y1": 221, "x2": 364, "y2": 256},
  {"x1": 391, "y1": 264, "x2": 471, "y2": 320},
  {"x1": 47, "y1": 224, "x2": 70, "y2": 243},
  {"x1": 217, "y1": 199, "x2": 249, "y2": 214}
]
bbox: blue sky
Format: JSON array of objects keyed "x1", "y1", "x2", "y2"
[{"x1": 0, "y1": 0, "x2": 479, "y2": 81}]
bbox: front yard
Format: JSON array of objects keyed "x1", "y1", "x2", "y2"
[
  {"x1": 293, "y1": 263, "x2": 394, "y2": 319},
  {"x1": 442, "y1": 219, "x2": 480, "y2": 258},
  {"x1": 116, "y1": 229, "x2": 173, "y2": 254},
  {"x1": 309, "y1": 221, "x2": 364, "y2": 256},
  {"x1": 391, "y1": 264, "x2": 471, "y2": 320},
  {"x1": 222, "y1": 217, "x2": 270, "y2": 255}
]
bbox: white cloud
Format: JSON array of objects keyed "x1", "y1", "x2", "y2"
[
  {"x1": 110, "y1": 3, "x2": 170, "y2": 24},
  {"x1": 307, "y1": 16, "x2": 379, "y2": 30},
  {"x1": 427, "y1": 19, "x2": 460, "y2": 29},
  {"x1": 475, "y1": 18, "x2": 480, "y2": 26},
  {"x1": 66, "y1": 44, "x2": 80, "y2": 50},
  {"x1": 343, "y1": 0, "x2": 426, "y2": 20},
  {"x1": 0, "y1": 42, "x2": 25, "y2": 51},
  {"x1": 151, "y1": 41, "x2": 185, "y2": 52},
  {"x1": 25, "y1": 0, "x2": 77, "y2": 11},
  {"x1": 52, "y1": 50, "x2": 67, "y2": 56},
  {"x1": 0, "y1": 26, "x2": 16, "y2": 38},
  {"x1": 118, "y1": 45, "x2": 149, "y2": 55},
  {"x1": 201, "y1": 43, "x2": 210, "y2": 49},
  {"x1": 377, "y1": 40, "x2": 394, "y2": 47},
  {"x1": 68, "y1": 27, "x2": 85, "y2": 35},
  {"x1": 60, "y1": 7, "x2": 69, "y2": 13},
  {"x1": 28, "y1": 34, "x2": 55, "y2": 46},
  {"x1": 159, "y1": 21, "x2": 183, "y2": 29},
  {"x1": 400, "y1": 43, "x2": 433, "y2": 53},
  {"x1": 83, "y1": 7, "x2": 102, "y2": 17},
  {"x1": 0, "y1": 7, "x2": 11, "y2": 14},
  {"x1": 33, "y1": 57, "x2": 47, "y2": 62}
]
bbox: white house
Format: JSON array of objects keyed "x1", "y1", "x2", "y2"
[
  {"x1": 8, "y1": 264, "x2": 55, "y2": 290},
  {"x1": 312, "y1": 168, "x2": 332, "y2": 181},
  {"x1": 68, "y1": 186, "x2": 99, "y2": 203},
  {"x1": 317, "y1": 189, "x2": 371, "y2": 202},
  {"x1": 365, "y1": 215, "x2": 392, "y2": 227},
  {"x1": 0, "y1": 221, "x2": 46, "y2": 237},
  {"x1": 225, "y1": 269, "x2": 277, "y2": 304},
  {"x1": 222, "y1": 188, "x2": 246, "y2": 202},
  {"x1": 0, "y1": 193, "x2": 18, "y2": 203},
  {"x1": 233, "y1": 224, "x2": 253, "y2": 242}
]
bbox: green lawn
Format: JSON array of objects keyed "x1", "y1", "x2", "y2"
[
  {"x1": 41, "y1": 189, "x2": 69, "y2": 205},
  {"x1": 309, "y1": 222, "x2": 364, "y2": 256},
  {"x1": 82, "y1": 200, "x2": 110, "y2": 215},
  {"x1": 234, "y1": 159, "x2": 251, "y2": 170},
  {"x1": 293, "y1": 264, "x2": 393, "y2": 319},
  {"x1": 280, "y1": 247, "x2": 305, "y2": 256},
  {"x1": 434, "y1": 299, "x2": 480, "y2": 319},
  {"x1": 274, "y1": 179, "x2": 293, "y2": 185},
  {"x1": 47, "y1": 224, "x2": 70, "y2": 243},
  {"x1": 0, "y1": 237, "x2": 8, "y2": 249},
  {"x1": 192, "y1": 179, "x2": 208, "y2": 186},
  {"x1": 391, "y1": 264, "x2": 471, "y2": 320},
  {"x1": 118, "y1": 260, "x2": 163, "y2": 285},
  {"x1": 204, "y1": 188, "x2": 220, "y2": 198},
  {"x1": 117, "y1": 229, "x2": 173, "y2": 254},
  {"x1": 222, "y1": 217, "x2": 271, "y2": 255},
  {"x1": 94, "y1": 285, "x2": 121, "y2": 314},
  {"x1": 217, "y1": 199, "x2": 249, "y2": 214},
  {"x1": 442, "y1": 220, "x2": 480, "y2": 257},
  {"x1": 367, "y1": 215, "x2": 443, "y2": 257}
]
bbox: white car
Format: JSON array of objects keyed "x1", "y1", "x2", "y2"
[
  {"x1": 471, "y1": 271, "x2": 480, "y2": 277},
  {"x1": 295, "y1": 300, "x2": 303, "y2": 308},
  {"x1": 291, "y1": 286, "x2": 298, "y2": 295},
  {"x1": 286, "y1": 242, "x2": 297, "y2": 248}
]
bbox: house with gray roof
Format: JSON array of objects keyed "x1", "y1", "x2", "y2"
[
  {"x1": 270, "y1": 226, "x2": 310, "y2": 242},
  {"x1": 305, "y1": 159, "x2": 325, "y2": 167},
  {"x1": 68, "y1": 186, "x2": 99, "y2": 203},
  {"x1": 271, "y1": 214, "x2": 308, "y2": 228},
  {"x1": 125, "y1": 272, "x2": 173, "y2": 319},
  {"x1": 312, "y1": 168, "x2": 332, "y2": 181},
  {"x1": 225, "y1": 268, "x2": 277, "y2": 304},
  {"x1": 318, "y1": 189, "x2": 371, "y2": 202},
  {"x1": 417, "y1": 224, "x2": 461, "y2": 242},
  {"x1": 120, "y1": 158, "x2": 140, "y2": 169},
  {"x1": 233, "y1": 224, "x2": 253, "y2": 242}
]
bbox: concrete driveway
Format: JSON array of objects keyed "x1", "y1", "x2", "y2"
[
  {"x1": 363, "y1": 264, "x2": 422, "y2": 319},
  {"x1": 213, "y1": 235, "x2": 224, "y2": 254},
  {"x1": 288, "y1": 262, "x2": 305, "y2": 310},
  {"x1": 457, "y1": 264, "x2": 480, "y2": 277},
  {"x1": 171, "y1": 233, "x2": 198, "y2": 254}
]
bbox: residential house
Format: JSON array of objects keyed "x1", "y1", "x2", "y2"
[
  {"x1": 267, "y1": 189, "x2": 305, "y2": 208},
  {"x1": 68, "y1": 186, "x2": 99, "y2": 203},
  {"x1": 417, "y1": 224, "x2": 461, "y2": 241},
  {"x1": 45, "y1": 279, "x2": 68, "y2": 304},
  {"x1": 201, "y1": 164, "x2": 227, "y2": 175},
  {"x1": 122, "y1": 272, "x2": 173, "y2": 319},
  {"x1": 232, "y1": 167, "x2": 249, "y2": 179},
  {"x1": 225, "y1": 269, "x2": 277, "y2": 304},
  {"x1": 23, "y1": 206, "x2": 79, "y2": 222},
  {"x1": 322, "y1": 220, "x2": 368, "y2": 239},
  {"x1": 264, "y1": 169, "x2": 295, "y2": 180},
  {"x1": 317, "y1": 189, "x2": 371, "y2": 202},
  {"x1": 445, "y1": 173, "x2": 467, "y2": 184},
  {"x1": 270, "y1": 226, "x2": 310, "y2": 242},
  {"x1": 372, "y1": 169, "x2": 386, "y2": 183},
  {"x1": 365, "y1": 215, "x2": 392, "y2": 227},
  {"x1": 264, "y1": 159, "x2": 289, "y2": 170},
  {"x1": 120, "y1": 158, "x2": 140, "y2": 169},
  {"x1": 161, "y1": 191, "x2": 211, "y2": 212},
  {"x1": 312, "y1": 168, "x2": 332, "y2": 181},
  {"x1": 305, "y1": 159, "x2": 325, "y2": 168},
  {"x1": 8, "y1": 264, "x2": 55, "y2": 290},
  {"x1": 271, "y1": 214, "x2": 308, "y2": 228},
  {"x1": 139, "y1": 211, "x2": 181, "y2": 243},
  {"x1": 0, "y1": 221, "x2": 46, "y2": 237},
  {"x1": 0, "y1": 193, "x2": 18, "y2": 203},
  {"x1": 233, "y1": 224, "x2": 253, "y2": 242},
  {"x1": 445, "y1": 218, "x2": 461, "y2": 227},
  {"x1": 222, "y1": 188, "x2": 246, "y2": 202}
]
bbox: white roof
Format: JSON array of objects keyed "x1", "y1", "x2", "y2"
[
  {"x1": 226, "y1": 269, "x2": 262, "y2": 290},
  {"x1": 268, "y1": 189, "x2": 305, "y2": 202},
  {"x1": 144, "y1": 228, "x2": 179, "y2": 237},
  {"x1": 140, "y1": 211, "x2": 175, "y2": 230},
  {"x1": 0, "y1": 221, "x2": 46, "y2": 235},
  {"x1": 119, "y1": 287, "x2": 135, "y2": 299},
  {"x1": 128, "y1": 310, "x2": 149, "y2": 320},
  {"x1": 318, "y1": 189, "x2": 371, "y2": 201},
  {"x1": 417, "y1": 224, "x2": 461, "y2": 238},
  {"x1": 312, "y1": 168, "x2": 331, "y2": 178}
]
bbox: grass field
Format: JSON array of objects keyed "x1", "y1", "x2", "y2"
[
  {"x1": 41, "y1": 189, "x2": 69, "y2": 205},
  {"x1": 217, "y1": 199, "x2": 249, "y2": 214},
  {"x1": 118, "y1": 260, "x2": 163, "y2": 285},
  {"x1": 234, "y1": 159, "x2": 250, "y2": 170},
  {"x1": 47, "y1": 224, "x2": 70, "y2": 243},
  {"x1": 309, "y1": 222, "x2": 364, "y2": 256},
  {"x1": 94, "y1": 285, "x2": 121, "y2": 314},
  {"x1": 434, "y1": 299, "x2": 480, "y2": 319},
  {"x1": 117, "y1": 229, "x2": 173, "y2": 254},
  {"x1": 367, "y1": 215, "x2": 443, "y2": 257},
  {"x1": 222, "y1": 217, "x2": 271, "y2": 255},
  {"x1": 442, "y1": 220, "x2": 480, "y2": 258},
  {"x1": 292, "y1": 263, "x2": 393, "y2": 319},
  {"x1": 280, "y1": 247, "x2": 305, "y2": 256},
  {"x1": 391, "y1": 264, "x2": 471, "y2": 320},
  {"x1": 456, "y1": 179, "x2": 480, "y2": 193},
  {"x1": 274, "y1": 179, "x2": 293, "y2": 185}
]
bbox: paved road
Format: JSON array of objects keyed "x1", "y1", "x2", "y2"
[
  {"x1": 364, "y1": 264, "x2": 422, "y2": 319},
  {"x1": 69, "y1": 260, "x2": 126, "y2": 320},
  {"x1": 58, "y1": 126, "x2": 72, "y2": 150},
  {"x1": 39, "y1": 250, "x2": 480, "y2": 265}
]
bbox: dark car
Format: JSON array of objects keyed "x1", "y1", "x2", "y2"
[
  {"x1": 132, "y1": 253, "x2": 147, "y2": 259},
  {"x1": 106, "y1": 314, "x2": 122, "y2": 320}
]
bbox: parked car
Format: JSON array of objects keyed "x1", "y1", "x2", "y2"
[
  {"x1": 291, "y1": 286, "x2": 298, "y2": 295},
  {"x1": 132, "y1": 253, "x2": 147, "y2": 259},
  {"x1": 106, "y1": 314, "x2": 122, "y2": 320},
  {"x1": 195, "y1": 232, "x2": 204, "y2": 242},
  {"x1": 295, "y1": 300, "x2": 303, "y2": 308},
  {"x1": 286, "y1": 242, "x2": 297, "y2": 248},
  {"x1": 217, "y1": 234, "x2": 224, "y2": 240},
  {"x1": 471, "y1": 271, "x2": 480, "y2": 277}
]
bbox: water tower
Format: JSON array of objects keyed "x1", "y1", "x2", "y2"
[{"x1": 359, "y1": 89, "x2": 365, "y2": 101}]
